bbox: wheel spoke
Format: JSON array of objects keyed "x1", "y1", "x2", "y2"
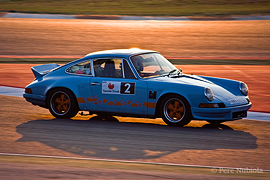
[
  {"x1": 167, "y1": 103, "x2": 174, "y2": 110},
  {"x1": 168, "y1": 111, "x2": 175, "y2": 119},
  {"x1": 64, "y1": 99, "x2": 70, "y2": 104},
  {"x1": 178, "y1": 106, "x2": 184, "y2": 113},
  {"x1": 55, "y1": 97, "x2": 61, "y2": 104},
  {"x1": 61, "y1": 94, "x2": 65, "y2": 101},
  {"x1": 174, "y1": 101, "x2": 180, "y2": 108},
  {"x1": 62, "y1": 104, "x2": 69, "y2": 111},
  {"x1": 175, "y1": 112, "x2": 182, "y2": 120},
  {"x1": 56, "y1": 104, "x2": 63, "y2": 112}
]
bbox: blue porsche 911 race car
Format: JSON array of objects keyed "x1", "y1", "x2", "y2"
[{"x1": 23, "y1": 49, "x2": 251, "y2": 126}]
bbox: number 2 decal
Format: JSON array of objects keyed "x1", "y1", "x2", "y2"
[
  {"x1": 121, "y1": 82, "x2": 135, "y2": 94},
  {"x1": 124, "y1": 83, "x2": 131, "y2": 93}
]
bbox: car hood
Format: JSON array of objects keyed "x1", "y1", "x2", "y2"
[{"x1": 149, "y1": 75, "x2": 248, "y2": 107}]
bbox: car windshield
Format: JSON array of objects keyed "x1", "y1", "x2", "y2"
[{"x1": 130, "y1": 53, "x2": 177, "y2": 78}]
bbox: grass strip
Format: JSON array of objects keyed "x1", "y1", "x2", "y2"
[{"x1": 0, "y1": 0, "x2": 269, "y2": 16}]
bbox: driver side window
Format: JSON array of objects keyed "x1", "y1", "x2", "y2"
[{"x1": 94, "y1": 59, "x2": 123, "y2": 78}]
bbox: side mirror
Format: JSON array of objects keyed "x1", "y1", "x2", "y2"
[{"x1": 178, "y1": 68, "x2": 183, "y2": 75}]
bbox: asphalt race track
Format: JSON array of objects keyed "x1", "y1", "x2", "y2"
[
  {"x1": 1, "y1": 95, "x2": 270, "y2": 179},
  {"x1": 0, "y1": 17, "x2": 270, "y2": 179}
]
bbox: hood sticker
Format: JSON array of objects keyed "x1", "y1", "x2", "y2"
[{"x1": 228, "y1": 98, "x2": 245, "y2": 104}]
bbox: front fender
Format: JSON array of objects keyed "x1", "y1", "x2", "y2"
[
  {"x1": 149, "y1": 81, "x2": 217, "y2": 108},
  {"x1": 198, "y1": 75, "x2": 243, "y2": 96}
]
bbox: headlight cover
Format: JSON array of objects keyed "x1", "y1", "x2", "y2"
[
  {"x1": 204, "y1": 88, "x2": 214, "y2": 101},
  {"x1": 239, "y1": 82, "x2": 248, "y2": 96}
]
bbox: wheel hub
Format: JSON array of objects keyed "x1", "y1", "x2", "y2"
[
  {"x1": 165, "y1": 98, "x2": 185, "y2": 122},
  {"x1": 52, "y1": 93, "x2": 70, "y2": 114}
]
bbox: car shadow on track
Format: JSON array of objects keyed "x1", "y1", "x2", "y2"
[{"x1": 16, "y1": 116, "x2": 257, "y2": 160}]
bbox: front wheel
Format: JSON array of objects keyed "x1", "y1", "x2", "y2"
[
  {"x1": 48, "y1": 88, "x2": 79, "y2": 119},
  {"x1": 160, "y1": 95, "x2": 192, "y2": 126}
]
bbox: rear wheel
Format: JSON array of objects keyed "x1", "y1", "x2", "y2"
[
  {"x1": 48, "y1": 88, "x2": 78, "y2": 119},
  {"x1": 160, "y1": 95, "x2": 192, "y2": 126}
]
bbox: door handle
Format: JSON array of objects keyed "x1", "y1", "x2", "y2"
[{"x1": 91, "y1": 82, "x2": 101, "y2": 86}]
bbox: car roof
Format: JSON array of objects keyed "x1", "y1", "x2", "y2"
[{"x1": 84, "y1": 48, "x2": 157, "y2": 59}]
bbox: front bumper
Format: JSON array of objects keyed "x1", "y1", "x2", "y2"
[
  {"x1": 23, "y1": 93, "x2": 47, "y2": 108},
  {"x1": 191, "y1": 103, "x2": 252, "y2": 121}
]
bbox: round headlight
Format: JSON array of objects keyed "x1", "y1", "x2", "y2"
[
  {"x1": 204, "y1": 88, "x2": 214, "y2": 101},
  {"x1": 239, "y1": 82, "x2": 248, "y2": 96}
]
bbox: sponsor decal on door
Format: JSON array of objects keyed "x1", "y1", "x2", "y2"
[{"x1": 102, "y1": 81, "x2": 135, "y2": 95}]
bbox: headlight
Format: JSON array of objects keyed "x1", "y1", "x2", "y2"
[
  {"x1": 239, "y1": 82, "x2": 248, "y2": 96},
  {"x1": 204, "y1": 88, "x2": 214, "y2": 101}
]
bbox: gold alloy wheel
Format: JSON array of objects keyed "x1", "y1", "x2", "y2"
[
  {"x1": 51, "y1": 92, "x2": 70, "y2": 115},
  {"x1": 164, "y1": 98, "x2": 185, "y2": 122}
]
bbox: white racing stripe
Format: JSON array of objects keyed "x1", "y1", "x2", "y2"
[
  {"x1": 3, "y1": 13, "x2": 75, "y2": 19},
  {"x1": 2, "y1": 13, "x2": 270, "y2": 21},
  {"x1": 0, "y1": 152, "x2": 269, "y2": 172},
  {"x1": 244, "y1": 111, "x2": 270, "y2": 122},
  {"x1": 1, "y1": 86, "x2": 270, "y2": 122},
  {"x1": 0, "y1": 86, "x2": 24, "y2": 97}
]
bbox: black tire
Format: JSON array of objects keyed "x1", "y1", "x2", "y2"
[
  {"x1": 48, "y1": 88, "x2": 79, "y2": 119},
  {"x1": 160, "y1": 95, "x2": 192, "y2": 126}
]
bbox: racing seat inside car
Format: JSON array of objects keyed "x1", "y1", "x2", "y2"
[{"x1": 104, "y1": 60, "x2": 116, "y2": 77}]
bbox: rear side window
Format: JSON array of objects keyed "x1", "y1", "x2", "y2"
[{"x1": 66, "y1": 61, "x2": 91, "y2": 75}]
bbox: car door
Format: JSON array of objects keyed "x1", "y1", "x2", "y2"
[{"x1": 89, "y1": 58, "x2": 148, "y2": 114}]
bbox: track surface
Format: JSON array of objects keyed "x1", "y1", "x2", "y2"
[
  {"x1": 1, "y1": 95, "x2": 270, "y2": 179},
  {"x1": 0, "y1": 18, "x2": 269, "y2": 57}
]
